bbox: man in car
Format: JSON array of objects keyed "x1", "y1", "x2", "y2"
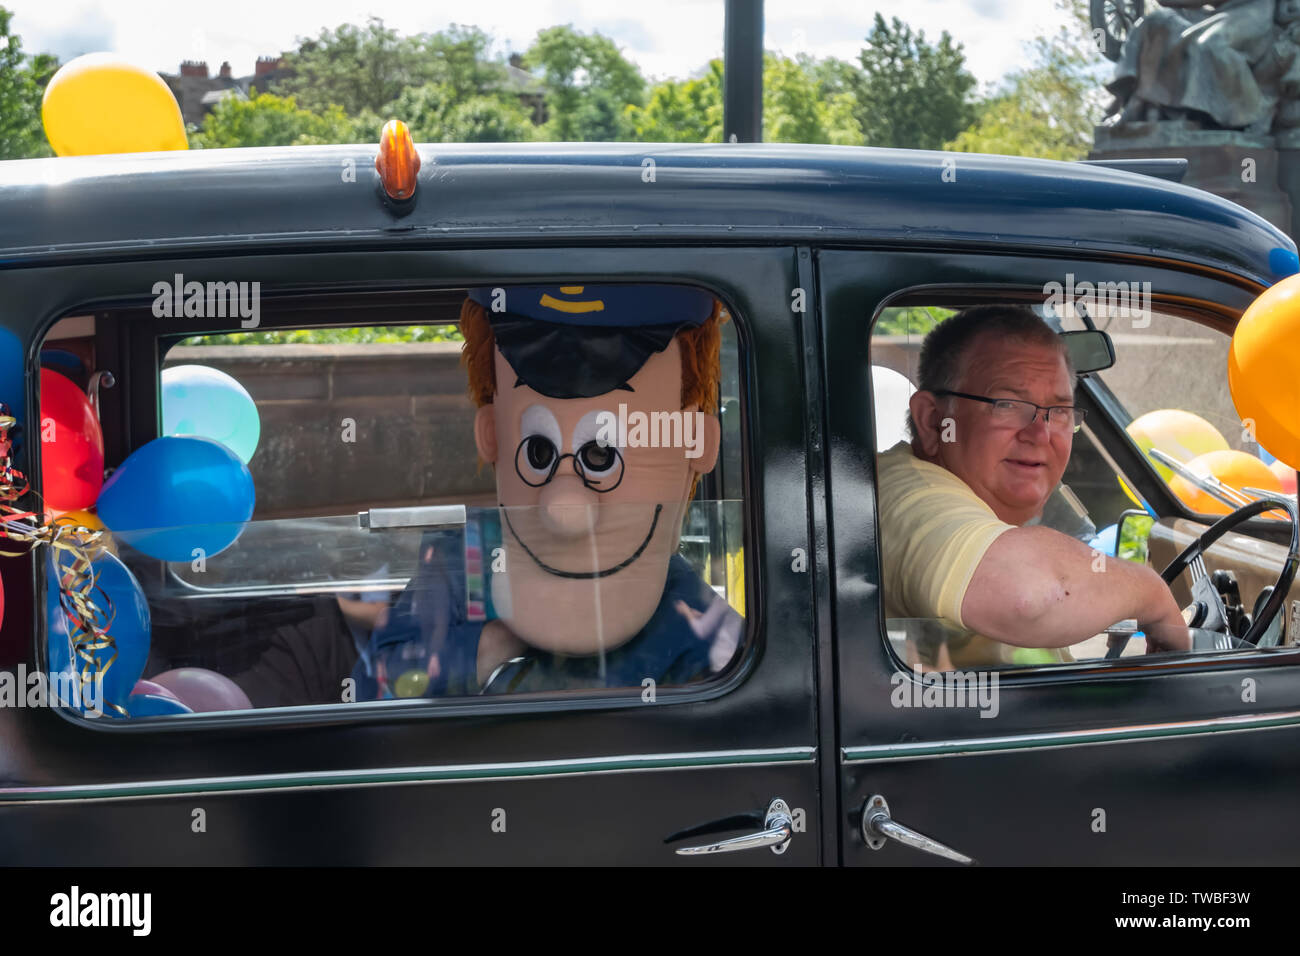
[{"x1": 879, "y1": 304, "x2": 1189, "y2": 669}]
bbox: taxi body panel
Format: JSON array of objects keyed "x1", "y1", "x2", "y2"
[{"x1": 0, "y1": 142, "x2": 1295, "y2": 864}]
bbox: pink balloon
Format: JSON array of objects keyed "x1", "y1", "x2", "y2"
[
  {"x1": 132, "y1": 679, "x2": 178, "y2": 701},
  {"x1": 149, "y1": 668, "x2": 252, "y2": 712}
]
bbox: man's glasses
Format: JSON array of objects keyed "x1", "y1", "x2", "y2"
[
  {"x1": 515, "y1": 435, "x2": 625, "y2": 492},
  {"x1": 934, "y1": 390, "x2": 1086, "y2": 433}
]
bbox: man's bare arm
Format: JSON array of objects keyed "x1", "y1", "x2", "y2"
[{"x1": 961, "y1": 525, "x2": 1188, "y2": 651}]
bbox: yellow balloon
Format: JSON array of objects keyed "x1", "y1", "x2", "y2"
[
  {"x1": 1230, "y1": 272, "x2": 1300, "y2": 471},
  {"x1": 1125, "y1": 409, "x2": 1229, "y2": 482},
  {"x1": 42, "y1": 53, "x2": 187, "y2": 157},
  {"x1": 51, "y1": 509, "x2": 117, "y2": 556},
  {"x1": 1117, "y1": 474, "x2": 1144, "y2": 509}
]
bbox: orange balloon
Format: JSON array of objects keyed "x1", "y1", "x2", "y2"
[
  {"x1": 1229, "y1": 273, "x2": 1300, "y2": 471},
  {"x1": 1169, "y1": 449, "x2": 1283, "y2": 516},
  {"x1": 1270, "y1": 458, "x2": 1298, "y2": 496}
]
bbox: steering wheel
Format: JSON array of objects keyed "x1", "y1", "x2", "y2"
[{"x1": 1157, "y1": 496, "x2": 1300, "y2": 649}]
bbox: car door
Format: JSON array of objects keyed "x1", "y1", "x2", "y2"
[
  {"x1": 819, "y1": 247, "x2": 1300, "y2": 866},
  {"x1": 0, "y1": 245, "x2": 824, "y2": 865}
]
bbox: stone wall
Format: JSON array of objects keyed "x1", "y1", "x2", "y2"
[{"x1": 163, "y1": 343, "x2": 496, "y2": 520}]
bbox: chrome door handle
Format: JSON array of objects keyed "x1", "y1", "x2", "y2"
[
  {"x1": 861, "y1": 795, "x2": 973, "y2": 865},
  {"x1": 674, "y1": 798, "x2": 793, "y2": 855}
]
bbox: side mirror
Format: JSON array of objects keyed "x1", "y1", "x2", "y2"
[
  {"x1": 1060, "y1": 329, "x2": 1116, "y2": 374},
  {"x1": 1116, "y1": 509, "x2": 1154, "y2": 564}
]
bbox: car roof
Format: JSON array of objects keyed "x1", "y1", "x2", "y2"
[{"x1": 0, "y1": 142, "x2": 1292, "y2": 288}]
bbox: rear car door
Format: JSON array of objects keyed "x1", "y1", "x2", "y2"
[{"x1": 0, "y1": 244, "x2": 823, "y2": 865}]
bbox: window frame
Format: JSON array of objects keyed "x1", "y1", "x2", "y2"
[
  {"x1": 866, "y1": 282, "x2": 1300, "y2": 681},
  {"x1": 28, "y1": 248, "x2": 795, "y2": 734}
]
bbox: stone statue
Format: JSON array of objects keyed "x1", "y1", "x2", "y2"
[{"x1": 1103, "y1": 0, "x2": 1294, "y2": 134}]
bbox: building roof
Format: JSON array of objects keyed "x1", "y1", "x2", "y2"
[{"x1": 0, "y1": 142, "x2": 1291, "y2": 289}]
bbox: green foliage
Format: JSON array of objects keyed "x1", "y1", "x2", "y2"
[
  {"x1": 181, "y1": 325, "x2": 463, "y2": 346},
  {"x1": 273, "y1": 18, "x2": 506, "y2": 116},
  {"x1": 874, "y1": 306, "x2": 955, "y2": 337},
  {"x1": 626, "y1": 60, "x2": 723, "y2": 142},
  {"x1": 765, "y1": 54, "x2": 863, "y2": 145},
  {"x1": 353, "y1": 84, "x2": 534, "y2": 144},
  {"x1": 946, "y1": 0, "x2": 1107, "y2": 159},
  {"x1": 189, "y1": 92, "x2": 355, "y2": 148},
  {"x1": 524, "y1": 25, "x2": 646, "y2": 141},
  {"x1": 852, "y1": 13, "x2": 977, "y2": 150},
  {"x1": 627, "y1": 53, "x2": 862, "y2": 145},
  {"x1": 1117, "y1": 513, "x2": 1153, "y2": 564},
  {"x1": 0, "y1": 6, "x2": 57, "y2": 160}
]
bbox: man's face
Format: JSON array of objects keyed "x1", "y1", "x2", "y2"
[
  {"x1": 474, "y1": 336, "x2": 720, "y2": 654},
  {"x1": 912, "y1": 335, "x2": 1074, "y2": 525}
]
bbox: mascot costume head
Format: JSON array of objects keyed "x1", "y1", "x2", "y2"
[{"x1": 460, "y1": 285, "x2": 727, "y2": 660}]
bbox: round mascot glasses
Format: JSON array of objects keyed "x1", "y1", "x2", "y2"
[
  {"x1": 515, "y1": 435, "x2": 625, "y2": 492},
  {"x1": 935, "y1": 390, "x2": 1087, "y2": 433}
]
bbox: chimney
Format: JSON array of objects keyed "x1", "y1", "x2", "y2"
[
  {"x1": 219, "y1": 61, "x2": 232, "y2": 79},
  {"x1": 509, "y1": 53, "x2": 524, "y2": 69},
  {"x1": 255, "y1": 56, "x2": 282, "y2": 76},
  {"x1": 180, "y1": 60, "x2": 209, "y2": 78}
]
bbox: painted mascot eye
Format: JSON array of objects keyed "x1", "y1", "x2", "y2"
[
  {"x1": 515, "y1": 404, "x2": 564, "y2": 486},
  {"x1": 577, "y1": 440, "x2": 617, "y2": 475},
  {"x1": 524, "y1": 435, "x2": 558, "y2": 472}
]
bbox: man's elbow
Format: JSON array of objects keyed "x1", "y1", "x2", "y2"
[{"x1": 964, "y1": 569, "x2": 1067, "y2": 646}]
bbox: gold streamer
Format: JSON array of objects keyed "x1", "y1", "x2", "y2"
[{"x1": 0, "y1": 404, "x2": 126, "y2": 716}]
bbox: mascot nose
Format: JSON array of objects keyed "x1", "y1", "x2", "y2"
[{"x1": 538, "y1": 476, "x2": 598, "y2": 539}]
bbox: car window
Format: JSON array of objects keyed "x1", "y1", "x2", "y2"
[
  {"x1": 870, "y1": 296, "x2": 1297, "y2": 675},
  {"x1": 37, "y1": 285, "x2": 747, "y2": 719}
]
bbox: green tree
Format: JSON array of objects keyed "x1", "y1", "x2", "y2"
[
  {"x1": 627, "y1": 54, "x2": 862, "y2": 145},
  {"x1": 946, "y1": 0, "x2": 1107, "y2": 159},
  {"x1": 352, "y1": 83, "x2": 534, "y2": 143},
  {"x1": 626, "y1": 60, "x2": 723, "y2": 142},
  {"x1": 524, "y1": 25, "x2": 645, "y2": 141},
  {"x1": 275, "y1": 18, "x2": 511, "y2": 117},
  {"x1": 765, "y1": 53, "x2": 862, "y2": 145},
  {"x1": 851, "y1": 13, "x2": 977, "y2": 150},
  {"x1": 0, "y1": 6, "x2": 57, "y2": 159},
  {"x1": 190, "y1": 92, "x2": 355, "y2": 148}
]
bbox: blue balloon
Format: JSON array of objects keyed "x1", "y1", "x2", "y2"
[
  {"x1": 1259, "y1": 445, "x2": 1278, "y2": 466},
  {"x1": 40, "y1": 348, "x2": 85, "y2": 377},
  {"x1": 45, "y1": 548, "x2": 151, "y2": 717},
  {"x1": 96, "y1": 435, "x2": 254, "y2": 561},
  {"x1": 0, "y1": 327, "x2": 25, "y2": 442},
  {"x1": 126, "y1": 693, "x2": 193, "y2": 717},
  {"x1": 1089, "y1": 523, "x2": 1119, "y2": 557},
  {"x1": 1270, "y1": 246, "x2": 1300, "y2": 279},
  {"x1": 161, "y1": 365, "x2": 261, "y2": 464}
]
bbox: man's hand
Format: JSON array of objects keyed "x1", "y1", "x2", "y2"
[{"x1": 1140, "y1": 604, "x2": 1192, "y2": 654}]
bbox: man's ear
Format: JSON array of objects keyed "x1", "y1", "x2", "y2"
[
  {"x1": 474, "y1": 403, "x2": 498, "y2": 464},
  {"x1": 687, "y1": 404, "x2": 721, "y2": 474},
  {"x1": 908, "y1": 390, "x2": 944, "y2": 457}
]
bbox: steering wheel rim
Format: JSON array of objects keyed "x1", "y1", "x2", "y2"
[{"x1": 1159, "y1": 496, "x2": 1300, "y2": 646}]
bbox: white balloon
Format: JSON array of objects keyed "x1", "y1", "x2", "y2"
[{"x1": 872, "y1": 365, "x2": 916, "y2": 452}]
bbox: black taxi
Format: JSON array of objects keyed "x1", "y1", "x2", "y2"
[{"x1": 1, "y1": 135, "x2": 1298, "y2": 866}]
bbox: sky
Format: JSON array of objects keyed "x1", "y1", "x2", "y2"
[{"x1": 7, "y1": 0, "x2": 1073, "y2": 90}]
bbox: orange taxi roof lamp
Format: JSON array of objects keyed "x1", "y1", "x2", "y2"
[{"x1": 376, "y1": 120, "x2": 420, "y2": 201}]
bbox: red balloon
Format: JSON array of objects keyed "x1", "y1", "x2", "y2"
[{"x1": 39, "y1": 369, "x2": 103, "y2": 510}]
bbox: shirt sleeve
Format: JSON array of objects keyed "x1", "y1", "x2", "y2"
[{"x1": 878, "y1": 448, "x2": 1016, "y2": 629}]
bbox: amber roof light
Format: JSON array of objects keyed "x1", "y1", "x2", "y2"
[{"x1": 375, "y1": 119, "x2": 420, "y2": 202}]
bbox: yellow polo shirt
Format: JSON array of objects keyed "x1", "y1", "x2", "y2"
[{"x1": 877, "y1": 441, "x2": 1073, "y2": 669}]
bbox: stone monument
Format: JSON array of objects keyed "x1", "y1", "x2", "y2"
[{"x1": 1091, "y1": 0, "x2": 1300, "y2": 237}]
